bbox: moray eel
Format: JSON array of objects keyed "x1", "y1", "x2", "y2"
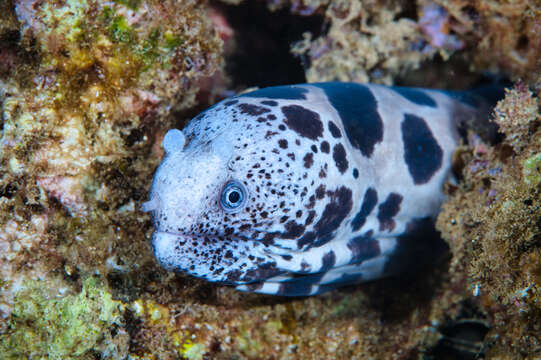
[{"x1": 142, "y1": 82, "x2": 502, "y2": 296}]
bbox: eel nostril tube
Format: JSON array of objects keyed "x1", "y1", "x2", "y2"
[{"x1": 141, "y1": 195, "x2": 160, "y2": 212}]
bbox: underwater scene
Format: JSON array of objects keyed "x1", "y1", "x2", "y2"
[{"x1": 0, "y1": 0, "x2": 539, "y2": 359}]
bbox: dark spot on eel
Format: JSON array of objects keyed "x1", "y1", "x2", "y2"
[
  {"x1": 261, "y1": 100, "x2": 278, "y2": 106},
  {"x1": 377, "y1": 192, "x2": 403, "y2": 232},
  {"x1": 312, "y1": 83, "x2": 383, "y2": 158},
  {"x1": 392, "y1": 86, "x2": 437, "y2": 108},
  {"x1": 281, "y1": 105, "x2": 323, "y2": 140},
  {"x1": 320, "y1": 141, "x2": 330, "y2": 153},
  {"x1": 238, "y1": 103, "x2": 271, "y2": 116},
  {"x1": 347, "y1": 233, "x2": 381, "y2": 264},
  {"x1": 320, "y1": 251, "x2": 336, "y2": 272},
  {"x1": 351, "y1": 187, "x2": 378, "y2": 231},
  {"x1": 332, "y1": 143, "x2": 348, "y2": 174},
  {"x1": 223, "y1": 99, "x2": 239, "y2": 106},
  {"x1": 303, "y1": 153, "x2": 314, "y2": 168},
  {"x1": 401, "y1": 113, "x2": 443, "y2": 185},
  {"x1": 281, "y1": 221, "x2": 305, "y2": 239},
  {"x1": 328, "y1": 121, "x2": 342, "y2": 138},
  {"x1": 311, "y1": 186, "x2": 353, "y2": 247}
]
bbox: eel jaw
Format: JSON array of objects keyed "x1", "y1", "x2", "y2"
[{"x1": 150, "y1": 231, "x2": 285, "y2": 285}]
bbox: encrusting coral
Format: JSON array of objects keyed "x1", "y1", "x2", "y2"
[
  {"x1": 0, "y1": 0, "x2": 539, "y2": 359},
  {"x1": 1, "y1": 276, "x2": 127, "y2": 359},
  {"x1": 1, "y1": 0, "x2": 223, "y2": 358},
  {"x1": 290, "y1": 0, "x2": 442, "y2": 85},
  {"x1": 436, "y1": 82, "x2": 540, "y2": 357},
  {"x1": 289, "y1": 0, "x2": 541, "y2": 89}
]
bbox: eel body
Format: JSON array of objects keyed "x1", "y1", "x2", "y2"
[{"x1": 142, "y1": 82, "x2": 501, "y2": 296}]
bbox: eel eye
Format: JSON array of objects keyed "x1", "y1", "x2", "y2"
[{"x1": 220, "y1": 180, "x2": 247, "y2": 212}]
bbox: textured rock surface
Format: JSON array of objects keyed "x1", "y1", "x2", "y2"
[{"x1": 436, "y1": 83, "x2": 540, "y2": 358}]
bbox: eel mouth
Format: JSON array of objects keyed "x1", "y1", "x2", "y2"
[{"x1": 150, "y1": 231, "x2": 285, "y2": 284}]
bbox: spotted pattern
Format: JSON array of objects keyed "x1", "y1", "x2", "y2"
[
  {"x1": 262, "y1": 100, "x2": 278, "y2": 106},
  {"x1": 282, "y1": 220, "x2": 305, "y2": 239},
  {"x1": 303, "y1": 153, "x2": 314, "y2": 168},
  {"x1": 320, "y1": 141, "x2": 330, "y2": 153},
  {"x1": 241, "y1": 262, "x2": 282, "y2": 283},
  {"x1": 310, "y1": 186, "x2": 353, "y2": 247},
  {"x1": 377, "y1": 193, "x2": 403, "y2": 232},
  {"x1": 401, "y1": 113, "x2": 443, "y2": 185},
  {"x1": 145, "y1": 81, "x2": 503, "y2": 296},
  {"x1": 351, "y1": 187, "x2": 378, "y2": 231},
  {"x1": 313, "y1": 82, "x2": 383, "y2": 157},
  {"x1": 320, "y1": 251, "x2": 336, "y2": 271},
  {"x1": 328, "y1": 121, "x2": 342, "y2": 138},
  {"x1": 347, "y1": 233, "x2": 380, "y2": 263},
  {"x1": 238, "y1": 103, "x2": 271, "y2": 116},
  {"x1": 332, "y1": 143, "x2": 348, "y2": 174},
  {"x1": 281, "y1": 105, "x2": 323, "y2": 140},
  {"x1": 392, "y1": 86, "x2": 437, "y2": 108},
  {"x1": 224, "y1": 99, "x2": 239, "y2": 106}
]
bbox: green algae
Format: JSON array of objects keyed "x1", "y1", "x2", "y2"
[
  {"x1": 181, "y1": 340, "x2": 206, "y2": 360},
  {"x1": 100, "y1": 6, "x2": 182, "y2": 70},
  {"x1": 237, "y1": 327, "x2": 264, "y2": 358},
  {"x1": 329, "y1": 292, "x2": 368, "y2": 319},
  {"x1": 114, "y1": 0, "x2": 142, "y2": 11},
  {"x1": 0, "y1": 276, "x2": 124, "y2": 360},
  {"x1": 41, "y1": 0, "x2": 90, "y2": 46},
  {"x1": 524, "y1": 153, "x2": 541, "y2": 185},
  {"x1": 163, "y1": 30, "x2": 183, "y2": 50},
  {"x1": 32, "y1": 2, "x2": 196, "y2": 112},
  {"x1": 109, "y1": 14, "x2": 135, "y2": 44}
]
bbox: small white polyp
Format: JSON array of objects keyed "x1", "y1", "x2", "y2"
[{"x1": 162, "y1": 129, "x2": 186, "y2": 154}]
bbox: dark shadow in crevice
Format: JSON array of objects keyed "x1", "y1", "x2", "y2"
[{"x1": 213, "y1": 0, "x2": 326, "y2": 89}]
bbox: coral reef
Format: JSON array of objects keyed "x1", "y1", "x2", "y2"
[
  {"x1": 436, "y1": 83, "x2": 540, "y2": 357},
  {"x1": 0, "y1": 0, "x2": 539, "y2": 359},
  {"x1": 1, "y1": 0, "x2": 223, "y2": 357},
  {"x1": 290, "y1": 0, "x2": 440, "y2": 85},
  {"x1": 1, "y1": 276, "x2": 127, "y2": 359},
  {"x1": 288, "y1": 0, "x2": 541, "y2": 89}
]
